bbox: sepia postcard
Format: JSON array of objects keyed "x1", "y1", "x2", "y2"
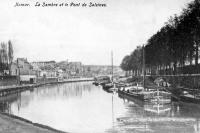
[{"x1": 0, "y1": 0, "x2": 200, "y2": 133}]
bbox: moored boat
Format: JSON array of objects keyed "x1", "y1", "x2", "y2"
[
  {"x1": 102, "y1": 82, "x2": 113, "y2": 89},
  {"x1": 118, "y1": 88, "x2": 145, "y2": 101},
  {"x1": 180, "y1": 91, "x2": 200, "y2": 104},
  {"x1": 93, "y1": 76, "x2": 111, "y2": 86},
  {"x1": 102, "y1": 83, "x2": 113, "y2": 93},
  {"x1": 118, "y1": 86, "x2": 171, "y2": 103}
]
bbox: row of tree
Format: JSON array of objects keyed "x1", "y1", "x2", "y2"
[
  {"x1": 121, "y1": 0, "x2": 200, "y2": 75},
  {"x1": 0, "y1": 40, "x2": 14, "y2": 74},
  {"x1": 120, "y1": 46, "x2": 143, "y2": 75}
]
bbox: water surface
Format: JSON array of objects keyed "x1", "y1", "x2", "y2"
[{"x1": 0, "y1": 82, "x2": 200, "y2": 133}]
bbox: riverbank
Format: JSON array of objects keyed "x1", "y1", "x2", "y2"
[
  {"x1": 0, "y1": 78, "x2": 94, "y2": 97},
  {"x1": 0, "y1": 112, "x2": 67, "y2": 133}
]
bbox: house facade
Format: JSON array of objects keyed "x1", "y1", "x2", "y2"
[
  {"x1": 17, "y1": 58, "x2": 37, "y2": 84},
  {"x1": 17, "y1": 58, "x2": 36, "y2": 75},
  {"x1": 10, "y1": 62, "x2": 19, "y2": 76},
  {"x1": 31, "y1": 61, "x2": 56, "y2": 68}
]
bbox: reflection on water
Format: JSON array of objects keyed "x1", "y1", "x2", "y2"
[
  {"x1": 115, "y1": 95, "x2": 200, "y2": 133},
  {"x1": 0, "y1": 82, "x2": 199, "y2": 133}
]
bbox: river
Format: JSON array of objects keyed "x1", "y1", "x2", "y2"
[{"x1": 0, "y1": 81, "x2": 200, "y2": 133}]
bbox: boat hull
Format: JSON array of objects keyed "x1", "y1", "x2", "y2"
[
  {"x1": 92, "y1": 82, "x2": 99, "y2": 86},
  {"x1": 180, "y1": 95, "x2": 200, "y2": 104},
  {"x1": 118, "y1": 90, "x2": 171, "y2": 104},
  {"x1": 118, "y1": 90, "x2": 145, "y2": 101}
]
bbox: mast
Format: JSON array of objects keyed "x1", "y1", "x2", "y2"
[{"x1": 111, "y1": 51, "x2": 113, "y2": 83}]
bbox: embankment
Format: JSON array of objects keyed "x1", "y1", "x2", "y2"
[
  {"x1": 0, "y1": 76, "x2": 19, "y2": 86},
  {"x1": 0, "y1": 78, "x2": 94, "y2": 97},
  {"x1": 0, "y1": 112, "x2": 67, "y2": 133}
]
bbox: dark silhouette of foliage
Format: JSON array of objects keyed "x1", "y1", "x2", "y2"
[
  {"x1": 121, "y1": 0, "x2": 200, "y2": 75},
  {"x1": 8, "y1": 40, "x2": 14, "y2": 74},
  {"x1": 0, "y1": 40, "x2": 14, "y2": 74}
]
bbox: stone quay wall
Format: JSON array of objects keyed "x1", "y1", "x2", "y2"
[{"x1": 0, "y1": 76, "x2": 19, "y2": 86}]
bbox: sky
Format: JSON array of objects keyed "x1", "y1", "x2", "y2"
[{"x1": 0, "y1": 0, "x2": 193, "y2": 65}]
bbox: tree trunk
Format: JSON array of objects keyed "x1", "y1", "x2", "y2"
[
  {"x1": 195, "y1": 41, "x2": 198, "y2": 66},
  {"x1": 189, "y1": 50, "x2": 193, "y2": 66},
  {"x1": 173, "y1": 62, "x2": 177, "y2": 75},
  {"x1": 156, "y1": 65, "x2": 159, "y2": 75},
  {"x1": 9, "y1": 62, "x2": 12, "y2": 75}
]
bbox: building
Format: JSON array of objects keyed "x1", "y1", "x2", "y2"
[
  {"x1": 10, "y1": 62, "x2": 19, "y2": 76},
  {"x1": 31, "y1": 61, "x2": 56, "y2": 68},
  {"x1": 82, "y1": 65, "x2": 125, "y2": 77},
  {"x1": 40, "y1": 70, "x2": 57, "y2": 78},
  {"x1": 20, "y1": 75, "x2": 37, "y2": 84},
  {"x1": 17, "y1": 58, "x2": 35, "y2": 75},
  {"x1": 68, "y1": 62, "x2": 83, "y2": 77},
  {"x1": 17, "y1": 58, "x2": 37, "y2": 84}
]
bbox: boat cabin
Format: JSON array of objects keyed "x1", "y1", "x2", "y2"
[{"x1": 93, "y1": 76, "x2": 111, "y2": 85}]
